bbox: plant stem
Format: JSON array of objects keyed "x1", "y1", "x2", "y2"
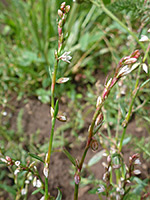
[
  {"x1": 119, "y1": 66, "x2": 141, "y2": 151},
  {"x1": 74, "y1": 184, "x2": 79, "y2": 200},
  {"x1": 44, "y1": 58, "x2": 59, "y2": 199}
]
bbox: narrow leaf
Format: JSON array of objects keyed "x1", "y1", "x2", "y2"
[
  {"x1": 88, "y1": 150, "x2": 105, "y2": 167},
  {"x1": 0, "y1": 184, "x2": 16, "y2": 196},
  {"x1": 63, "y1": 148, "x2": 76, "y2": 166},
  {"x1": 56, "y1": 188, "x2": 62, "y2": 200},
  {"x1": 32, "y1": 188, "x2": 44, "y2": 195},
  {"x1": 28, "y1": 153, "x2": 44, "y2": 163},
  {"x1": 54, "y1": 100, "x2": 59, "y2": 118}
]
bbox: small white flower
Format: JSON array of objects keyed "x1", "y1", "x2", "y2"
[
  {"x1": 36, "y1": 179, "x2": 42, "y2": 188},
  {"x1": 15, "y1": 161, "x2": 20, "y2": 167},
  {"x1": 25, "y1": 180, "x2": 30, "y2": 184},
  {"x1": 21, "y1": 188, "x2": 27, "y2": 195},
  {"x1": 97, "y1": 184, "x2": 105, "y2": 193},
  {"x1": 2, "y1": 111, "x2": 7, "y2": 116},
  {"x1": 40, "y1": 196, "x2": 45, "y2": 200},
  {"x1": 14, "y1": 169, "x2": 20, "y2": 175},
  {"x1": 139, "y1": 35, "x2": 149, "y2": 42},
  {"x1": 34, "y1": 166, "x2": 37, "y2": 171},
  {"x1": 43, "y1": 166, "x2": 49, "y2": 178},
  {"x1": 141, "y1": 63, "x2": 148, "y2": 73},
  {"x1": 134, "y1": 158, "x2": 141, "y2": 165},
  {"x1": 148, "y1": 29, "x2": 150, "y2": 33},
  {"x1": 59, "y1": 51, "x2": 72, "y2": 63},
  {"x1": 116, "y1": 187, "x2": 124, "y2": 195},
  {"x1": 133, "y1": 169, "x2": 141, "y2": 175}
]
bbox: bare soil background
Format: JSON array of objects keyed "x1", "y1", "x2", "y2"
[{"x1": 1, "y1": 96, "x2": 150, "y2": 200}]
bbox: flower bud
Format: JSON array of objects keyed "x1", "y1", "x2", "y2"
[
  {"x1": 6, "y1": 156, "x2": 11, "y2": 162},
  {"x1": 74, "y1": 173, "x2": 80, "y2": 185},
  {"x1": 133, "y1": 169, "x2": 141, "y2": 175},
  {"x1": 96, "y1": 96, "x2": 102, "y2": 107},
  {"x1": 60, "y1": 2, "x2": 66, "y2": 11},
  {"x1": 103, "y1": 172, "x2": 110, "y2": 182},
  {"x1": 139, "y1": 35, "x2": 149, "y2": 42},
  {"x1": 65, "y1": 5, "x2": 70, "y2": 13},
  {"x1": 58, "y1": 9, "x2": 63, "y2": 18},
  {"x1": 56, "y1": 77, "x2": 70, "y2": 84},
  {"x1": 43, "y1": 165, "x2": 49, "y2": 178},
  {"x1": 131, "y1": 49, "x2": 140, "y2": 59},
  {"x1": 124, "y1": 58, "x2": 137, "y2": 65}
]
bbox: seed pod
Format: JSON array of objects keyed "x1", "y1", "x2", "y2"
[
  {"x1": 57, "y1": 115, "x2": 67, "y2": 122},
  {"x1": 90, "y1": 139, "x2": 99, "y2": 151}
]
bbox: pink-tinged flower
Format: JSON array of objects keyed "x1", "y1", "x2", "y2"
[
  {"x1": 117, "y1": 62, "x2": 140, "y2": 77},
  {"x1": 59, "y1": 51, "x2": 72, "y2": 63},
  {"x1": 97, "y1": 184, "x2": 105, "y2": 193},
  {"x1": 139, "y1": 35, "x2": 149, "y2": 42}
]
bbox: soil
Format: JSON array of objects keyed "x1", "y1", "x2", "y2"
[{"x1": 1, "y1": 95, "x2": 150, "y2": 200}]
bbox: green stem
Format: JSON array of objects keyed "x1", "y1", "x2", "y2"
[
  {"x1": 45, "y1": 177, "x2": 48, "y2": 199},
  {"x1": 119, "y1": 67, "x2": 141, "y2": 151},
  {"x1": 74, "y1": 184, "x2": 79, "y2": 200}
]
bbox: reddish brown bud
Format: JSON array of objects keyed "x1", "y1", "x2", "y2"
[
  {"x1": 74, "y1": 173, "x2": 80, "y2": 185},
  {"x1": 130, "y1": 50, "x2": 140, "y2": 59},
  {"x1": 60, "y1": 2, "x2": 66, "y2": 11}
]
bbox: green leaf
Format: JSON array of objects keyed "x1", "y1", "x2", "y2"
[
  {"x1": 28, "y1": 153, "x2": 44, "y2": 163},
  {"x1": 122, "y1": 137, "x2": 131, "y2": 146},
  {"x1": 79, "y1": 32, "x2": 90, "y2": 51},
  {"x1": 88, "y1": 150, "x2": 105, "y2": 167},
  {"x1": 32, "y1": 188, "x2": 44, "y2": 195},
  {"x1": 56, "y1": 188, "x2": 62, "y2": 200},
  {"x1": 54, "y1": 100, "x2": 59, "y2": 118},
  {"x1": 36, "y1": 88, "x2": 50, "y2": 104},
  {"x1": 0, "y1": 184, "x2": 16, "y2": 196},
  {"x1": 63, "y1": 148, "x2": 76, "y2": 166},
  {"x1": 140, "y1": 78, "x2": 150, "y2": 88}
]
